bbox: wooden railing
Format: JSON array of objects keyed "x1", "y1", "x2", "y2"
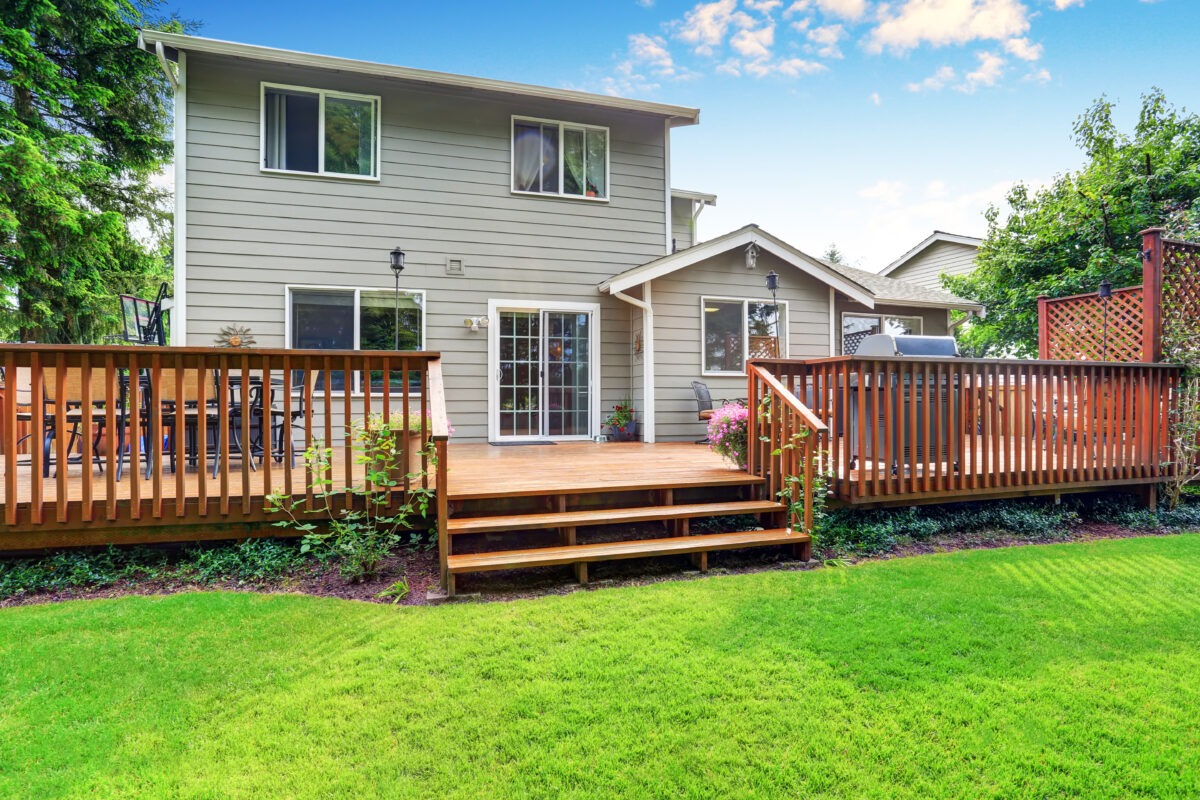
[
  {"x1": 747, "y1": 362, "x2": 829, "y2": 532},
  {"x1": 754, "y1": 356, "x2": 1182, "y2": 505},
  {"x1": 0, "y1": 345, "x2": 446, "y2": 548}
]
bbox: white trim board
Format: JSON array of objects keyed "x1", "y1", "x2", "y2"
[
  {"x1": 138, "y1": 30, "x2": 700, "y2": 126},
  {"x1": 600, "y1": 224, "x2": 876, "y2": 308}
]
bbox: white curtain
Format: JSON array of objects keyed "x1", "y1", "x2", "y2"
[
  {"x1": 513, "y1": 125, "x2": 543, "y2": 191},
  {"x1": 264, "y1": 91, "x2": 286, "y2": 169}
]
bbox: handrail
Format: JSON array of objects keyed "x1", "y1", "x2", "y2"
[{"x1": 749, "y1": 363, "x2": 828, "y2": 434}]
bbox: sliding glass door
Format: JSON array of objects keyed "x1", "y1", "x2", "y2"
[{"x1": 493, "y1": 305, "x2": 595, "y2": 441}]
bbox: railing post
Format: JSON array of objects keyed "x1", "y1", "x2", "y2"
[
  {"x1": 1141, "y1": 227, "x2": 1165, "y2": 363},
  {"x1": 1037, "y1": 295, "x2": 1049, "y2": 359}
]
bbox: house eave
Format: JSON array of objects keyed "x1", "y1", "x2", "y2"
[
  {"x1": 137, "y1": 30, "x2": 702, "y2": 126},
  {"x1": 879, "y1": 230, "x2": 984, "y2": 277}
]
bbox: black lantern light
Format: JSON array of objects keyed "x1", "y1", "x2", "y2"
[
  {"x1": 765, "y1": 270, "x2": 780, "y2": 345},
  {"x1": 1098, "y1": 278, "x2": 1112, "y2": 361},
  {"x1": 389, "y1": 247, "x2": 406, "y2": 350}
]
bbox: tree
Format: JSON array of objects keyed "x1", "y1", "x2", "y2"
[
  {"x1": 823, "y1": 243, "x2": 847, "y2": 265},
  {"x1": 944, "y1": 89, "x2": 1200, "y2": 357},
  {"x1": 0, "y1": 1, "x2": 188, "y2": 343}
]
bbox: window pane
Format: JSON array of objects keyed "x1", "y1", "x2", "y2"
[
  {"x1": 513, "y1": 122, "x2": 543, "y2": 191},
  {"x1": 538, "y1": 123, "x2": 559, "y2": 193},
  {"x1": 748, "y1": 302, "x2": 785, "y2": 359},
  {"x1": 842, "y1": 315, "x2": 880, "y2": 355},
  {"x1": 882, "y1": 316, "x2": 922, "y2": 335},
  {"x1": 704, "y1": 300, "x2": 744, "y2": 372},
  {"x1": 292, "y1": 290, "x2": 353, "y2": 390},
  {"x1": 359, "y1": 291, "x2": 423, "y2": 351},
  {"x1": 264, "y1": 89, "x2": 319, "y2": 173},
  {"x1": 324, "y1": 96, "x2": 375, "y2": 176},
  {"x1": 563, "y1": 128, "x2": 584, "y2": 195},
  {"x1": 585, "y1": 129, "x2": 606, "y2": 198}
]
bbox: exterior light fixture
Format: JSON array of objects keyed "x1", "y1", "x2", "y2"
[
  {"x1": 745, "y1": 242, "x2": 759, "y2": 270},
  {"x1": 1098, "y1": 277, "x2": 1112, "y2": 361},
  {"x1": 765, "y1": 270, "x2": 780, "y2": 352},
  {"x1": 389, "y1": 247, "x2": 406, "y2": 350}
]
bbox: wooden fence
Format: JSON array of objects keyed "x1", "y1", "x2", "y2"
[
  {"x1": 0, "y1": 345, "x2": 449, "y2": 550},
  {"x1": 752, "y1": 356, "x2": 1181, "y2": 506},
  {"x1": 1039, "y1": 229, "x2": 1200, "y2": 363}
]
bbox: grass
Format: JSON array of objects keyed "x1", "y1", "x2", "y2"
[{"x1": 2, "y1": 535, "x2": 1199, "y2": 799}]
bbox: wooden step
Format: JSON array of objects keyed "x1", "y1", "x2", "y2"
[
  {"x1": 447, "y1": 500, "x2": 786, "y2": 535},
  {"x1": 447, "y1": 529, "x2": 807, "y2": 574}
]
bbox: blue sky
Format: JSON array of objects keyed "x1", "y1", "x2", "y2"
[{"x1": 172, "y1": 0, "x2": 1197, "y2": 268}]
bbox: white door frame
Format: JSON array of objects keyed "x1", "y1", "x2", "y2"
[{"x1": 487, "y1": 298, "x2": 602, "y2": 443}]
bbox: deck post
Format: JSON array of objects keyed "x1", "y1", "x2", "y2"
[
  {"x1": 1037, "y1": 295, "x2": 1049, "y2": 359},
  {"x1": 1141, "y1": 228, "x2": 1165, "y2": 363}
]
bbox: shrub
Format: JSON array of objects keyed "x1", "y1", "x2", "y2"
[
  {"x1": 707, "y1": 403, "x2": 749, "y2": 468},
  {"x1": 185, "y1": 538, "x2": 308, "y2": 584}
]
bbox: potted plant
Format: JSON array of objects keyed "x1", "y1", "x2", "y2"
[
  {"x1": 706, "y1": 402, "x2": 749, "y2": 469},
  {"x1": 605, "y1": 399, "x2": 638, "y2": 442},
  {"x1": 358, "y1": 411, "x2": 451, "y2": 485}
]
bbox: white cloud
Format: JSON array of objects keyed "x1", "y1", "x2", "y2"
[
  {"x1": 858, "y1": 179, "x2": 906, "y2": 203},
  {"x1": 957, "y1": 50, "x2": 1005, "y2": 92},
  {"x1": 636, "y1": 0, "x2": 655, "y2": 7},
  {"x1": 745, "y1": 0, "x2": 784, "y2": 11},
  {"x1": 1053, "y1": 0, "x2": 1083, "y2": 8},
  {"x1": 925, "y1": 179, "x2": 948, "y2": 199},
  {"x1": 716, "y1": 58, "x2": 743, "y2": 75},
  {"x1": 867, "y1": 0, "x2": 1030, "y2": 54},
  {"x1": 786, "y1": 0, "x2": 869, "y2": 21},
  {"x1": 790, "y1": 17, "x2": 811, "y2": 32},
  {"x1": 808, "y1": 23, "x2": 845, "y2": 58},
  {"x1": 731, "y1": 23, "x2": 776, "y2": 60},
  {"x1": 906, "y1": 65, "x2": 956, "y2": 92},
  {"x1": 1003, "y1": 36, "x2": 1042, "y2": 61},
  {"x1": 775, "y1": 56, "x2": 828, "y2": 76},
  {"x1": 676, "y1": 0, "x2": 754, "y2": 55},
  {"x1": 870, "y1": 91, "x2": 882, "y2": 105},
  {"x1": 628, "y1": 33, "x2": 677, "y2": 75},
  {"x1": 1024, "y1": 66, "x2": 1051, "y2": 83}
]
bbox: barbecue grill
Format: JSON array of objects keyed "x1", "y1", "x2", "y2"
[{"x1": 849, "y1": 334, "x2": 960, "y2": 468}]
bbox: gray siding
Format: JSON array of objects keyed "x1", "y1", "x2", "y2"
[
  {"x1": 887, "y1": 241, "x2": 978, "y2": 290},
  {"x1": 651, "y1": 249, "x2": 832, "y2": 442},
  {"x1": 184, "y1": 53, "x2": 668, "y2": 441},
  {"x1": 671, "y1": 197, "x2": 694, "y2": 252}
]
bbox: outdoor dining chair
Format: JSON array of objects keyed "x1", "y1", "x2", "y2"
[{"x1": 20, "y1": 366, "x2": 124, "y2": 479}]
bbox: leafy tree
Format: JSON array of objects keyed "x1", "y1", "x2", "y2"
[
  {"x1": 0, "y1": 1, "x2": 188, "y2": 343},
  {"x1": 944, "y1": 89, "x2": 1200, "y2": 357}
]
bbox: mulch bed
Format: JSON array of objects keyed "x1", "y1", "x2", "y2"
[{"x1": 1, "y1": 521, "x2": 1185, "y2": 610}]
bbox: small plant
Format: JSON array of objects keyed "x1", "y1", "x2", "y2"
[
  {"x1": 186, "y1": 538, "x2": 308, "y2": 584},
  {"x1": 376, "y1": 577, "x2": 411, "y2": 604},
  {"x1": 707, "y1": 402, "x2": 749, "y2": 468},
  {"x1": 605, "y1": 398, "x2": 637, "y2": 440},
  {"x1": 266, "y1": 418, "x2": 437, "y2": 583}
]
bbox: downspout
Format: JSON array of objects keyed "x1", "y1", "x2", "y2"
[
  {"x1": 948, "y1": 309, "x2": 978, "y2": 333},
  {"x1": 611, "y1": 285, "x2": 655, "y2": 443}
]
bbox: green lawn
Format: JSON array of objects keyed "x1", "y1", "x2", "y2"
[{"x1": 3, "y1": 536, "x2": 1199, "y2": 799}]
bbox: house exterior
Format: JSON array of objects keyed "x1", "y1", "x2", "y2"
[
  {"x1": 138, "y1": 31, "x2": 979, "y2": 444},
  {"x1": 879, "y1": 231, "x2": 982, "y2": 291}
]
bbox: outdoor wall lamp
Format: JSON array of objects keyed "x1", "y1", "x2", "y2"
[
  {"x1": 745, "y1": 242, "x2": 759, "y2": 270},
  {"x1": 1098, "y1": 278, "x2": 1112, "y2": 361},
  {"x1": 766, "y1": 270, "x2": 780, "y2": 344},
  {"x1": 1138, "y1": 247, "x2": 1153, "y2": 262},
  {"x1": 463, "y1": 316, "x2": 490, "y2": 332},
  {"x1": 388, "y1": 246, "x2": 406, "y2": 350}
]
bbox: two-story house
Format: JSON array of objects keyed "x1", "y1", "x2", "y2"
[{"x1": 138, "y1": 31, "x2": 979, "y2": 443}]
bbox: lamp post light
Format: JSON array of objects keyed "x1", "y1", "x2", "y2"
[
  {"x1": 389, "y1": 246, "x2": 406, "y2": 351},
  {"x1": 765, "y1": 270, "x2": 780, "y2": 352},
  {"x1": 1099, "y1": 278, "x2": 1113, "y2": 359}
]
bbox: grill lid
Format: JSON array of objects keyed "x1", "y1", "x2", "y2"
[{"x1": 853, "y1": 334, "x2": 960, "y2": 358}]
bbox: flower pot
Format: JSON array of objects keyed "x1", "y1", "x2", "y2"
[
  {"x1": 368, "y1": 432, "x2": 425, "y2": 486},
  {"x1": 608, "y1": 420, "x2": 639, "y2": 442}
]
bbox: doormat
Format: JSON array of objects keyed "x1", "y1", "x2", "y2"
[{"x1": 489, "y1": 441, "x2": 557, "y2": 446}]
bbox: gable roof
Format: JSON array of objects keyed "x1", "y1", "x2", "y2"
[
  {"x1": 600, "y1": 224, "x2": 876, "y2": 307},
  {"x1": 599, "y1": 224, "x2": 982, "y2": 312},
  {"x1": 879, "y1": 230, "x2": 983, "y2": 278},
  {"x1": 137, "y1": 31, "x2": 700, "y2": 126}
]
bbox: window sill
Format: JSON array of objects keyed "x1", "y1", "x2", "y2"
[
  {"x1": 260, "y1": 167, "x2": 380, "y2": 183},
  {"x1": 701, "y1": 370, "x2": 747, "y2": 378},
  {"x1": 510, "y1": 189, "x2": 609, "y2": 204}
]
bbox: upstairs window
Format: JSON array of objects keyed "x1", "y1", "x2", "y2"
[
  {"x1": 512, "y1": 117, "x2": 608, "y2": 199},
  {"x1": 262, "y1": 84, "x2": 379, "y2": 179}
]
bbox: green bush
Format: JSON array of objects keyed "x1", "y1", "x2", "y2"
[
  {"x1": 0, "y1": 546, "x2": 169, "y2": 600},
  {"x1": 185, "y1": 539, "x2": 309, "y2": 584}
]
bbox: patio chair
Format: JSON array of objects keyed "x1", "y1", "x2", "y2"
[
  {"x1": 156, "y1": 367, "x2": 215, "y2": 475},
  {"x1": 24, "y1": 366, "x2": 124, "y2": 479}
]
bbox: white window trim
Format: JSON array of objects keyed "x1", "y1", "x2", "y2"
[
  {"x1": 841, "y1": 312, "x2": 924, "y2": 335},
  {"x1": 284, "y1": 284, "x2": 427, "y2": 396},
  {"x1": 260, "y1": 82, "x2": 382, "y2": 181},
  {"x1": 700, "y1": 295, "x2": 790, "y2": 377},
  {"x1": 510, "y1": 115, "x2": 611, "y2": 203}
]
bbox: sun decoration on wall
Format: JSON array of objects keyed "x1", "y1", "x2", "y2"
[{"x1": 215, "y1": 324, "x2": 256, "y2": 348}]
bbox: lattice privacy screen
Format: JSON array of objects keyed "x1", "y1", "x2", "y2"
[
  {"x1": 1161, "y1": 239, "x2": 1200, "y2": 358},
  {"x1": 1043, "y1": 287, "x2": 1144, "y2": 362}
]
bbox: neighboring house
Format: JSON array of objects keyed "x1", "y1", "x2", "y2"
[
  {"x1": 879, "y1": 231, "x2": 982, "y2": 291},
  {"x1": 138, "y1": 31, "x2": 980, "y2": 444}
]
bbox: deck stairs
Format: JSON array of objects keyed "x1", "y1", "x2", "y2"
[{"x1": 442, "y1": 472, "x2": 811, "y2": 595}]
